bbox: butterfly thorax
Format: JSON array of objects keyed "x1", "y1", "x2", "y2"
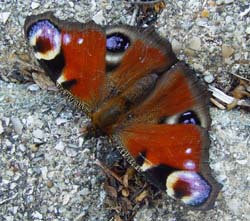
[{"x1": 92, "y1": 73, "x2": 159, "y2": 134}]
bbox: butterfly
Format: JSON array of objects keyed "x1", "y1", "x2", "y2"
[{"x1": 24, "y1": 12, "x2": 222, "y2": 210}]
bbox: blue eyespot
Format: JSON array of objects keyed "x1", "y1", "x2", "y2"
[
  {"x1": 178, "y1": 111, "x2": 201, "y2": 125},
  {"x1": 106, "y1": 33, "x2": 130, "y2": 52},
  {"x1": 27, "y1": 20, "x2": 61, "y2": 60}
]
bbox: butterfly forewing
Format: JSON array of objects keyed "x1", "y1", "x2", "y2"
[{"x1": 24, "y1": 12, "x2": 106, "y2": 112}]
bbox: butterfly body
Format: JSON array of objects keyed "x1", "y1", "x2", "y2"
[{"x1": 24, "y1": 12, "x2": 222, "y2": 210}]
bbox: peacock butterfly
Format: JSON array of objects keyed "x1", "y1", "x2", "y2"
[{"x1": 24, "y1": 12, "x2": 222, "y2": 210}]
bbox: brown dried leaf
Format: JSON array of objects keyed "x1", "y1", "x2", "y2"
[
  {"x1": 114, "y1": 215, "x2": 123, "y2": 221},
  {"x1": 142, "y1": 1, "x2": 166, "y2": 14},
  {"x1": 227, "y1": 99, "x2": 238, "y2": 110},
  {"x1": 126, "y1": 167, "x2": 136, "y2": 180},
  {"x1": 32, "y1": 72, "x2": 56, "y2": 90},
  {"x1": 104, "y1": 182, "x2": 118, "y2": 199},
  {"x1": 210, "y1": 97, "x2": 226, "y2": 109},
  {"x1": 154, "y1": 1, "x2": 166, "y2": 13},
  {"x1": 122, "y1": 174, "x2": 129, "y2": 188},
  {"x1": 120, "y1": 197, "x2": 133, "y2": 211},
  {"x1": 135, "y1": 190, "x2": 149, "y2": 203},
  {"x1": 232, "y1": 80, "x2": 250, "y2": 99}
]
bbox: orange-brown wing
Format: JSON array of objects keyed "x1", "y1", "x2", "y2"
[
  {"x1": 113, "y1": 63, "x2": 222, "y2": 209},
  {"x1": 24, "y1": 12, "x2": 106, "y2": 112}
]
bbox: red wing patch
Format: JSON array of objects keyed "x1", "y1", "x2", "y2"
[{"x1": 119, "y1": 123, "x2": 203, "y2": 171}]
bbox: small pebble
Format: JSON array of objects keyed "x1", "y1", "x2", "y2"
[
  {"x1": 32, "y1": 129, "x2": 44, "y2": 139},
  {"x1": 62, "y1": 192, "x2": 71, "y2": 205},
  {"x1": 222, "y1": 44, "x2": 235, "y2": 58},
  {"x1": 30, "y1": 144, "x2": 39, "y2": 152},
  {"x1": 188, "y1": 36, "x2": 201, "y2": 51},
  {"x1": 204, "y1": 74, "x2": 215, "y2": 83},
  {"x1": 32, "y1": 211, "x2": 43, "y2": 220},
  {"x1": 68, "y1": 1, "x2": 74, "y2": 7},
  {"x1": 10, "y1": 182, "x2": 17, "y2": 190},
  {"x1": 225, "y1": 0, "x2": 234, "y2": 4},
  {"x1": 27, "y1": 84, "x2": 40, "y2": 91},
  {"x1": 0, "y1": 12, "x2": 11, "y2": 24},
  {"x1": 11, "y1": 117, "x2": 23, "y2": 135},
  {"x1": 92, "y1": 10, "x2": 105, "y2": 24},
  {"x1": 0, "y1": 120, "x2": 4, "y2": 134},
  {"x1": 246, "y1": 27, "x2": 250, "y2": 35},
  {"x1": 55, "y1": 141, "x2": 65, "y2": 152},
  {"x1": 227, "y1": 198, "x2": 241, "y2": 215},
  {"x1": 79, "y1": 188, "x2": 90, "y2": 196},
  {"x1": 56, "y1": 118, "x2": 68, "y2": 125},
  {"x1": 78, "y1": 137, "x2": 84, "y2": 147},
  {"x1": 201, "y1": 9, "x2": 209, "y2": 18},
  {"x1": 31, "y1": 2, "x2": 40, "y2": 9},
  {"x1": 216, "y1": 0, "x2": 224, "y2": 4},
  {"x1": 171, "y1": 39, "x2": 182, "y2": 53},
  {"x1": 66, "y1": 148, "x2": 78, "y2": 157},
  {"x1": 40, "y1": 166, "x2": 48, "y2": 179},
  {"x1": 208, "y1": 1, "x2": 216, "y2": 6},
  {"x1": 236, "y1": 159, "x2": 247, "y2": 165},
  {"x1": 4, "y1": 216, "x2": 14, "y2": 221},
  {"x1": 18, "y1": 144, "x2": 26, "y2": 152},
  {"x1": 47, "y1": 180, "x2": 54, "y2": 188}
]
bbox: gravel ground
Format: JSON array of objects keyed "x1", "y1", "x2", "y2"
[{"x1": 0, "y1": 0, "x2": 249, "y2": 220}]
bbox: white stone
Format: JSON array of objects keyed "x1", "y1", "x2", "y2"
[
  {"x1": 79, "y1": 188, "x2": 90, "y2": 196},
  {"x1": 66, "y1": 148, "x2": 77, "y2": 157},
  {"x1": 62, "y1": 192, "x2": 71, "y2": 205},
  {"x1": 68, "y1": 1, "x2": 74, "y2": 7},
  {"x1": 11, "y1": 117, "x2": 23, "y2": 135},
  {"x1": 236, "y1": 159, "x2": 247, "y2": 165},
  {"x1": 78, "y1": 137, "x2": 84, "y2": 147},
  {"x1": 204, "y1": 74, "x2": 215, "y2": 83},
  {"x1": 189, "y1": 37, "x2": 201, "y2": 51},
  {"x1": 171, "y1": 39, "x2": 182, "y2": 53},
  {"x1": 217, "y1": 0, "x2": 225, "y2": 5},
  {"x1": 56, "y1": 118, "x2": 68, "y2": 125},
  {"x1": 3, "y1": 117, "x2": 10, "y2": 126},
  {"x1": 32, "y1": 129, "x2": 44, "y2": 139},
  {"x1": 32, "y1": 211, "x2": 43, "y2": 219},
  {"x1": 246, "y1": 27, "x2": 250, "y2": 35},
  {"x1": 10, "y1": 182, "x2": 17, "y2": 190},
  {"x1": 19, "y1": 144, "x2": 26, "y2": 152},
  {"x1": 31, "y1": 2, "x2": 40, "y2": 9},
  {"x1": 92, "y1": 10, "x2": 105, "y2": 24},
  {"x1": 40, "y1": 166, "x2": 48, "y2": 179},
  {"x1": 0, "y1": 120, "x2": 4, "y2": 134},
  {"x1": 225, "y1": 0, "x2": 234, "y2": 4},
  {"x1": 4, "y1": 216, "x2": 14, "y2": 221},
  {"x1": 227, "y1": 198, "x2": 241, "y2": 215},
  {"x1": 0, "y1": 12, "x2": 11, "y2": 24},
  {"x1": 27, "y1": 84, "x2": 40, "y2": 91},
  {"x1": 11, "y1": 206, "x2": 18, "y2": 214},
  {"x1": 55, "y1": 141, "x2": 65, "y2": 152}
]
